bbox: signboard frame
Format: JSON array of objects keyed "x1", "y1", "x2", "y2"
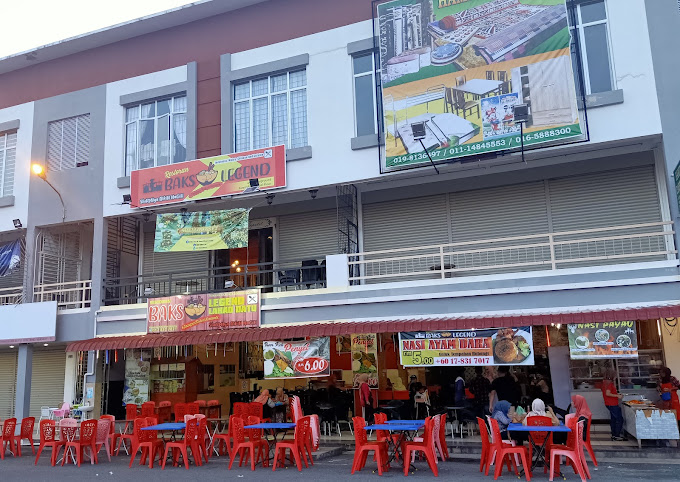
[
  {"x1": 567, "y1": 321, "x2": 639, "y2": 359},
  {"x1": 263, "y1": 338, "x2": 331, "y2": 380}
]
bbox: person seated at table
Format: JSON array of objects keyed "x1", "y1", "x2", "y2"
[
  {"x1": 414, "y1": 383, "x2": 431, "y2": 419},
  {"x1": 492, "y1": 400, "x2": 522, "y2": 440},
  {"x1": 520, "y1": 398, "x2": 560, "y2": 426},
  {"x1": 270, "y1": 387, "x2": 290, "y2": 423},
  {"x1": 254, "y1": 388, "x2": 273, "y2": 420}
]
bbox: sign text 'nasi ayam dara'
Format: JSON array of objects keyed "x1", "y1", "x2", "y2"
[
  {"x1": 131, "y1": 145, "x2": 286, "y2": 208},
  {"x1": 147, "y1": 289, "x2": 260, "y2": 334}
]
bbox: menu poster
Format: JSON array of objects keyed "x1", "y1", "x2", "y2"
[
  {"x1": 123, "y1": 350, "x2": 151, "y2": 405},
  {"x1": 352, "y1": 333, "x2": 379, "y2": 388},
  {"x1": 568, "y1": 321, "x2": 638, "y2": 359},
  {"x1": 263, "y1": 337, "x2": 331, "y2": 379},
  {"x1": 399, "y1": 327, "x2": 534, "y2": 367}
]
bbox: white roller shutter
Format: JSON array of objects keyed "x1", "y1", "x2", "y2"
[
  {"x1": 30, "y1": 350, "x2": 67, "y2": 419},
  {"x1": 362, "y1": 195, "x2": 449, "y2": 280},
  {"x1": 0, "y1": 352, "x2": 17, "y2": 419},
  {"x1": 278, "y1": 209, "x2": 339, "y2": 260},
  {"x1": 142, "y1": 226, "x2": 210, "y2": 293},
  {"x1": 448, "y1": 182, "x2": 550, "y2": 274},
  {"x1": 548, "y1": 166, "x2": 664, "y2": 266}
]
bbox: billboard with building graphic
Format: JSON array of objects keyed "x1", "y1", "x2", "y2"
[{"x1": 377, "y1": 0, "x2": 585, "y2": 172}]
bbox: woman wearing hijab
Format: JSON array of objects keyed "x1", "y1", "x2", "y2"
[
  {"x1": 271, "y1": 387, "x2": 290, "y2": 423},
  {"x1": 492, "y1": 400, "x2": 519, "y2": 440},
  {"x1": 254, "y1": 388, "x2": 274, "y2": 419},
  {"x1": 359, "y1": 373, "x2": 374, "y2": 423},
  {"x1": 657, "y1": 366, "x2": 680, "y2": 421},
  {"x1": 521, "y1": 398, "x2": 559, "y2": 426}
]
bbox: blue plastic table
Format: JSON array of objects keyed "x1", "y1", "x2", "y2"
[
  {"x1": 142, "y1": 422, "x2": 186, "y2": 431},
  {"x1": 508, "y1": 423, "x2": 571, "y2": 473},
  {"x1": 244, "y1": 422, "x2": 296, "y2": 430},
  {"x1": 385, "y1": 420, "x2": 425, "y2": 426}
]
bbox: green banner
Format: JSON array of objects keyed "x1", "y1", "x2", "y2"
[{"x1": 154, "y1": 208, "x2": 250, "y2": 252}]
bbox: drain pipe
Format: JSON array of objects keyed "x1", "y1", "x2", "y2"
[{"x1": 81, "y1": 309, "x2": 99, "y2": 405}]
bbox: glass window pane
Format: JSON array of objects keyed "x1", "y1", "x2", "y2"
[
  {"x1": 252, "y1": 97, "x2": 269, "y2": 149},
  {"x1": 271, "y1": 73, "x2": 287, "y2": 93},
  {"x1": 234, "y1": 82, "x2": 250, "y2": 101},
  {"x1": 271, "y1": 93, "x2": 288, "y2": 147},
  {"x1": 580, "y1": 0, "x2": 606, "y2": 23},
  {"x1": 252, "y1": 78, "x2": 268, "y2": 96},
  {"x1": 172, "y1": 113, "x2": 187, "y2": 163},
  {"x1": 141, "y1": 103, "x2": 155, "y2": 118},
  {"x1": 290, "y1": 89, "x2": 307, "y2": 148},
  {"x1": 353, "y1": 54, "x2": 373, "y2": 75},
  {"x1": 126, "y1": 106, "x2": 139, "y2": 122},
  {"x1": 354, "y1": 75, "x2": 376, "y2": 137},
  {"x1": 157, "y1": 99, "x2": 171, "y2": 116},
  {"x1": 125, "y1": 122, "x2": 138, "y2": 174},
  {"x1": 234, "y1": 101, "x2": 251, "y2": 151},
  {"x1": 157, "y1": 115, "x2": 170, "y2": 166},
  {"x1": 289, "y1": 70, "x2": 306, "y2": 89},
  {"x1": 173, "y1": 96, "x2": 187, "y2": 113},
  {"x1": 584, "y1": 23, "x2": 612, "y2": 94},
  {"x1": 139, "y1": 119, "x2": 155, "y2": 169}
]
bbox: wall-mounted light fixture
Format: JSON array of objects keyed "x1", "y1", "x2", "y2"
[
  {"x1": 309, "y1": 189, "x2": 318, "y2": 199},
  {"x1": 31, "y1": 164, "x2": 66, "y2": 222},
  {"x1": 122, "y1": 194, "x2": 132, "y2": 204},
  {"x1": 266, "y1": 193, "x2": 275, "y2": 205},
  {"x1": 12, "y1": 219, "x2": 22, "y2": 229}
]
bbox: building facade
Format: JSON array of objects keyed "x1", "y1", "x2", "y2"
[{"x1": 1, "y1": 0, "x2": 680, "y2": 421}]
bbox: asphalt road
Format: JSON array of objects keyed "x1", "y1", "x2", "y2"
[{"x1": 4, "y1": 450, "x2": 679, "y2": 481}]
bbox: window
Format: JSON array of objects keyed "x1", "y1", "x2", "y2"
[
  {"x1": 233, "y1": 69, "x2": 307, "y2": 152},
  {"x1": 352, "y1": 52, "x2": 378, "y2": 137},
  {"x1": 569, "y1": 0, "x2": 614, "y2": 95},
  {"x1": 47, "y1": 114, "x2": 90, "y2": 172},
  {"x1": 0, "y1": 131, "x2": 16, "y2": 197},
  {"x1": 125, "y1": 95, "x2": 186, "y2": 175}
]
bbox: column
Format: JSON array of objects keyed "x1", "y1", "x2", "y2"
[{"x1": 14, "y1": 344, "x2": 33, "y2": 420}]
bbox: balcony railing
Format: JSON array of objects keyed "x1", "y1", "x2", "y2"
[
  {"x1": 349, "y1": 222, "x2": 676, "y2": 283},
  {"x1": 0, "y1": 286, "x2": 23, "y2": 306},
  {"x1": 34, "y1": 280, "x2": 92, "y2": 309},
  {"x1": 103, "y1": 257, "x2": 327, "y2": 305}
]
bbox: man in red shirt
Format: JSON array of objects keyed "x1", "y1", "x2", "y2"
[{"x1": 602, "y1": 368, "x2": 625, "y2": 441}]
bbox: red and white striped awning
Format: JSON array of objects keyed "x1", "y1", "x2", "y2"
[{"x1": 66, "y1": 304, "x2": 680, "y2": 351}]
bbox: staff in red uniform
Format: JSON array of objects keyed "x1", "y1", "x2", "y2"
[{"x1": 657, "y1": 366, "x2": 680, "y2": 421}]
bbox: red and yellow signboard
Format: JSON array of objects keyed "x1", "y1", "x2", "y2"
[
  {"x1": 131, "y1": 145, "x2": 286, "y2": 208},
  {"x1": 147, "y1": 290, "x2": 260, "y2": 334}
]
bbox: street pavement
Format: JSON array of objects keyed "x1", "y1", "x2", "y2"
[{"x1": 3, "y1": 450, "x2": 679, "y2": 481}]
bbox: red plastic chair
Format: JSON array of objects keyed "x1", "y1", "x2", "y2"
[
  {"x1": 34, "y1": 419, "x2": 64, "y2": 466},
  {"x1": 477, "y1": 417, "x2": 492, "y2": 474},
  {"x1": 62, "y1": 419, "x2": 98, "y2": 466},
  {"x1": 229, "y1": 415, "x2": 265, "y2": 471},
  {"x1": 99, "y1": 415, "x2": 118, "y2": 456},
  {"x1": 273, "y1": 416, "x2": 312, "y2": 471},
  {"x1": 233, "y1": 402, "x2": 249, "y2": 418},
  {"x1": 373, "y1": 412, "x2": 401, "y2": 461},
  {"x1": 207, "y1": 400, "x2": 221, "y2": 419},
  {"x1": 13, "y1": 417, "x2": 35, "y2": 456},
  {"x1": 242, "y1": 415, "x2": 269, "y2": 467},
  {"x1": 211, "y1": 415, "x2": 238, "y2": 457},
  {"x1": 0, "y1": 418, "x2": 17, "y2": 459},
  {"x1": 196, "y1": 399, "x2": 208, "y2": 414},
  {"x1": 582, "y1": 415, "x2": 598, "y2": 467},
  {"x1": 141, "y1": 402, "x2": 157, "y2": 419},
  {"x1": 162, "y1": 417, "x2": 201, "y2": 470},
  {"x1": 157, "y1": 401, "x2": 172, "y2": 423},
  {"x1": 487, "y1": 417, "x2": 531, "y2": 481},
  {"x1": 526, "y1": 415, "x2": 554, "y2": 473},
  {"x1": 125, "y1": 403, "x2": 138, "y2": 422},
  {"x1": 193, "y1": 414, "x2": 210, "y2": 463},
  {"x1": 174, "y1": 403, "x2": 188, "y2": 422},
  {"x1": 130, "y1": 417, "x2": 164, "y2": 468},
  {"x1": 350, "y1": 416, "x2": 388, "y2": 476},
  {"x1": 186, "y1": 402, "x2": 200, "y2": 416},
  {"x1": 95, "y1": 418, "x2": 112, "y2": 462},
  {"x1": 549, "y1": 420, "x2": 587, "y2": 482},
  {"x1": 438, "y1": 413, "x2": 450, "y2": 460},
  {"x1": 403, "y1": 417, "x2": 439, "y2": 477}
]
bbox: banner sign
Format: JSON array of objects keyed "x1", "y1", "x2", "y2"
[
  {"x1": 568, "y1": 321, "x2": 638, "y2": 359},
  {"x1": 147, "y1": 289, "x2": 260, "y2": 333},
  {"x1": 263, "y1": 338, "x2": 331, "y2": 379},
  {"x1": 0, "y1": 239, "x2": 21, "y2": 277},
  {"x1": 352, "y1": 333, "x2": 379, "y2": 388},
  {"x1": 399, "y1": 327, "x2": 534, "y2": 367},
  {"x1": 154, "y1": 208, "x2": 250, "y2": 252},
  {"x1": 123, "y1": 350, "x2": 150, "y2": 406},
  {"x1": 376, "y1": 0, "x2": 583, "y2": 172},
  {"x1": 131, "y1": 145, "x2": 286, "y2": 208}
]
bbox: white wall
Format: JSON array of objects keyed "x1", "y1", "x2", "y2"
[
  {"x1": 102, "y1": 66, "x2": 188, "y2": 218},
  {"x1": 0, "y1": 101, "x2": 34, "y2": 234}
]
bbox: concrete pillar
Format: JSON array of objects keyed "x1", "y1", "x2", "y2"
[
  {"x1": 21, "y1": 225, "x2": 37, "y2": 304},
  {"x1": 90, "y1": 216, "x2": 107, "y2": 311},
  {"x1": 63, "y1": 352, "x2": 78, "y2": 405},
  {"x1": 14, "y1": 344, "x2": 33, "y2": 420}
]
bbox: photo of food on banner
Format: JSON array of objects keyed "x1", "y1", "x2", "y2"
[{"x1": 263, "y1": 337, "x2": 331, "y2": 379}]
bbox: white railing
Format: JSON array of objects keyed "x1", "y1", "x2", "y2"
[
  {"x1": 0, "y1": 286, "x2": 23, "y2": 305},
  {"x1": 33, "y1": 280, "x2": 92, "y2": 309},
  {"x1": 349, "y1": 222, "x2": 676, "y2": 283}
]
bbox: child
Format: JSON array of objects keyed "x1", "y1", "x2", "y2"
[{"x1": 414, "y1": 383, "x2": 431, "y2": 419}]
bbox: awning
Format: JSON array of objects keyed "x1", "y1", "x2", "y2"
[{"x1": 67, "y1": 304, "x2": 680, "y2": 351}]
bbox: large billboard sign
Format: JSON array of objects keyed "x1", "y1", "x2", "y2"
[
  {"x1": 567, "y1": 321, "x2": 638, "y2": 359},
  {"x1": 131, "y1": 145, "x2": 286, "y2": 208},
  {"x1": 376, "y1": 0, "x2": 584, "y2": 172}
]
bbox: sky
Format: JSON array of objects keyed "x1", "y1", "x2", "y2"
[{"x1": 0, "y1": 0, "x2": 197, "y2": 58}]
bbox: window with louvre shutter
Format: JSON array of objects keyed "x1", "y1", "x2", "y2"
[
  {"x1": 47, "y1": 114, "x2": 90, "y2": 172},
  {"x1": 0, "y1": 131, "x2": 16, "y2": 197}
]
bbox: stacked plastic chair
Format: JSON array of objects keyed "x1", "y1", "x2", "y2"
[{"x1": 350, "y1": 416, "x2": 389, "y2": 476}]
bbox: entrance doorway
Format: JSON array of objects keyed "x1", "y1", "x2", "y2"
[{"x1": 212, "y1": 227, "x2": 274, "y2": 291}]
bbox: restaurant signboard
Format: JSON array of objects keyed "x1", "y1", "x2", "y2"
[
  {"x1": 567, "y1": 321, "x2": 638, "y2": 359},
  {"x1": 147, "y1": 289, "x2": 260, "y2": 333},
  {"x1": 263, "y1": 338, "x2": 331, "y2": 379},
  {"x1": 352, "y1": 333, "x2": 379, "y2": 388},
  {"x1": 131, "y1": 145, "x2": 286, "y2": 208},
  {"x1": 399, "y1": 327, "x2": 534, "y2": 367}
]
